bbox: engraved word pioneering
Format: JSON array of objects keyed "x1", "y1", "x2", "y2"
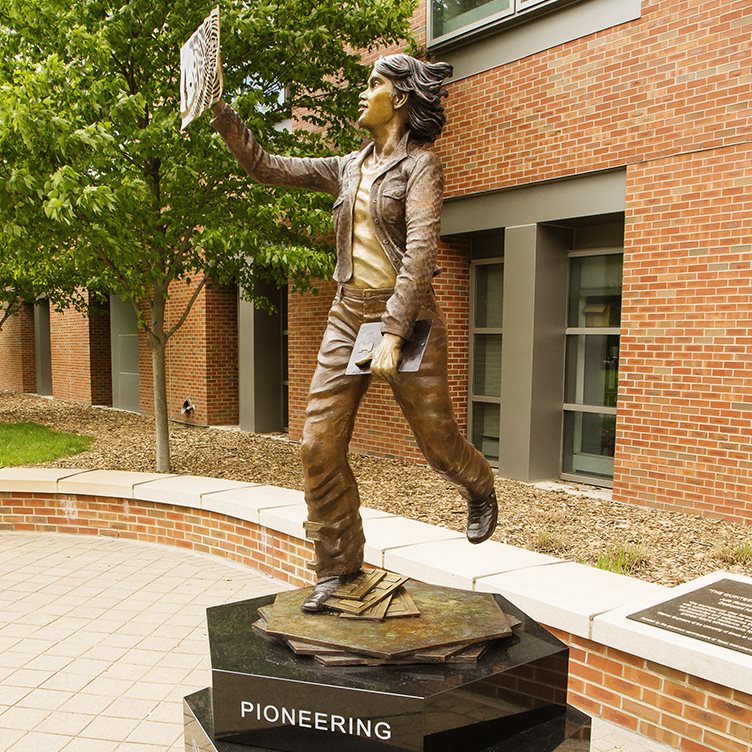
[{"x1": 239, "y1": 700, "x2": 392, "y2": 741}]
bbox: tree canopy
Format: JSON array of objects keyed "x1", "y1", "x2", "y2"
[
  {"x1": 0, "y1": 0, "x2": 416, "y2": 301},
  {"x1": 0, "y1": 0, "x2": 415, "y2": 469}
]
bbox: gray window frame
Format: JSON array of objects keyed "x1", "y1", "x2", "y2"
[
  {"x1": 561, "y1": 246, "x2": 622, "y2": 487},
  {"x1": 429, "y1": 0, "x2": 565, "y2": 49},
  {"x1": 469, "y1": 256, "x2": 504, "y2": 467}
]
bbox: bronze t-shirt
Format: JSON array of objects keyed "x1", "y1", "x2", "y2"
[{"x1": 350, "y1": 163, "x2": 397, "y2": 289}]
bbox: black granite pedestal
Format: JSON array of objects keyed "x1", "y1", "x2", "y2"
[
  {"x1": 183, "y1": 589, "x2": 591, "y2": 752},
  {"x1": 184, "y1": 688, "x2": 591, "y2": 752}
]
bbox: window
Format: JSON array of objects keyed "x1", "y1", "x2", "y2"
[
  {"x1": 469, "y1": 258, "x2": 504, "y2": 464},
  {"x1": 562, "y1": 250, "x2": 622, "y2": 485},
  {"x1": 430, "y1": 0, "x2": 562, "y2": 47}
]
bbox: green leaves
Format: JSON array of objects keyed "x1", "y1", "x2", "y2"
[{"x1": 0, "y1": 0, "x2": 415, "y2": 320}]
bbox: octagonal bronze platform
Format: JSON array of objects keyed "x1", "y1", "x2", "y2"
[{"x1": 261, "y1": 579, "x2": 513, "y2": 659}]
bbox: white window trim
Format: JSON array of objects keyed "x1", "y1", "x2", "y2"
[
  {"x1": 563, "y1": 403, "x2": 617, "y2": 416},
  {"x1": 568, "y1": 246, "x2": 623, "y2": 258}
]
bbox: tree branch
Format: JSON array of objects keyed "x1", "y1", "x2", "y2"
[
  {"x1": 166, "y1": 224, "x2": 196, "y2": 281},
  {"x1": 165, "y1": 274, "x2": 207, "y2": 342},
  {"x1": 0, "y1": 298, "x2": 20, "y2": 331},
  {"x1": 95, "y1": 244, "x2": 132, "y2": 292}
]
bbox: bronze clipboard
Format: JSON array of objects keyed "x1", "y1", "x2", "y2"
[{"x1": 345, "y1": 319, "x2": 432, "y2": 375}]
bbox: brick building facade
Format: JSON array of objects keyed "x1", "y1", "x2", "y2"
[
  {"x1": 289, "y1": 0, "x2": 752, "y2": 523},
  {"x1": 0, "y1": 303, "x2": 36, "y2": 394},
  {"x1": 1, "y1": 0, "x2": 750, "y2": 522}
]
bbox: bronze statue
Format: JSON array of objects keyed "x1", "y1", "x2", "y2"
[{"x1": 211, "y1": 55, "x2": 497, "y2": 612}]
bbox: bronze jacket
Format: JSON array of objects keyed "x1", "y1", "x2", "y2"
[{"x1": 212, "y1": 104, "x2": 443, "y2": 341}]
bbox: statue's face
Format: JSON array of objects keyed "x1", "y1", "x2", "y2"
[{"x1": 358, "y1": 68, "x2": 405, "y2": 133}]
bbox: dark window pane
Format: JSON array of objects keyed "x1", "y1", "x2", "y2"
[
  {"x1": 433, "y1": 0, "x2": 512, "y2": 38},
  {"x1": 568, "y1": 255, "x2": 623, "y2": 328},
  {"x1": 562, "y1": 411, "x2": 616, "y2": 479},
  {"x1": 565, "y1": 334, "x2": 619, "y2": 408},
  {"x1": 474, "y1": 263, "x2": 503, "y2": 328},
  {"x1": 471, "y1": 402, "x2": 500, "y2": 463},
  {"x1": 473, "y1": 335, "x2": 502, "y2": 397}
]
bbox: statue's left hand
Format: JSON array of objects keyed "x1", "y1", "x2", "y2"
[{"x1": 370, "y1": 333, "x2": 403, "y2": 383}]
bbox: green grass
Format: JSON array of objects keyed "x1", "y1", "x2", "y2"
[
  {"x1": 0, "y1": 422, "x2": 92, "y2": 466},
  {"x1": 595, "y1": 541, "x2": 648, "y2": 576}
]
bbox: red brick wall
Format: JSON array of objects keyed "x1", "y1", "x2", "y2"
[
  {"x1": 437, "y1": 0, "x2": 751, "y2": 198},
  {"x1": 50, "y1": 304, "x2": 91, "y2": 401},
  {"x1": 0, "y1": 303, "x2": 36, "y2": 393},
  {"x1": 615, "y1": 144, "x2": 752, "y2": 523},
  {"x1": 87, "y1": 299, "x2": 112, "y2": 406},
  {"x1": 549, "y1": 626, "x2": 752, "y2": 752},
  {"x1": 0, "y1": 491, "x2": 315, "y2": 589},
  {"x1": 49, "y1": 294, "x2": 111, "y2": 406},
  {"x1": 205, "y1": 284, "x2": 239, "y2": 425},
  {"x1": 139, "y1": 279, "x2": 239, "y2": 425}
]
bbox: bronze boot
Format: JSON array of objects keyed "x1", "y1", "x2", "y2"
[
  {"x1": 301, "y1": 572, "x2": 360, "y2": 613},
  {"x1": 466, "y1": 489, "x2": 498, "y2": 544}
]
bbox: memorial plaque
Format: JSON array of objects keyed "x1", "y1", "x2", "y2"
[{"x1": 628, "y1": 578, "x2": 752, "y2": 656}]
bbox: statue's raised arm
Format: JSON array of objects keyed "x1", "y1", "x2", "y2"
[{"x1": 210, "y1": 101, "x2": 342, "y2": 196}]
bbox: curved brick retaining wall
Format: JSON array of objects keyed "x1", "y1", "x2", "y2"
[{"x1": 1, "y1": 467, "x2": 750, "y2": 752}]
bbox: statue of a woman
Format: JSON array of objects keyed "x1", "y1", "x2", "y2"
[{"x1": 211, "y1": 54, "x2": 497, "y2": 612}]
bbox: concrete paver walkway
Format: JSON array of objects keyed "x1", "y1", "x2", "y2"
[{"x1": 0, "y1": 533, "x2": 284, "y2": 751}]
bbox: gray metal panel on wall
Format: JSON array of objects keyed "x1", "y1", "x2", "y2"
[
  {"x1": 498, "y1": 225, "x2": 538, "y2": 478},
  {"x1": 527, "y1": 225, "x2": 570, "y2": 480},
  {"x1": 442, "y1": 170, "x2": 626, "y2": 238},
  {"x1": 238, "y1": 284, "x2": 282, "y2": 433},
  {"x1": 109, "y1": 295, "x2": 140, "y2": 412},
  {"x1": 441, "y1": 0, "x2": 642, "y2": 81},
  {"x1": 498, "y1": 224, "x2": 569, "y2": 482},
  {"x1": 33, "y1": 301, "x2": 52, "y2": 396}
]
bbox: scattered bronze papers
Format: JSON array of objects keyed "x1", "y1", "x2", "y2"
[
  {"x1": 327, "y1": 570, "x2": 414, "y2": 618},
  {"x1": 252, "y1": 571, "x2": 519, "y2": 667}
]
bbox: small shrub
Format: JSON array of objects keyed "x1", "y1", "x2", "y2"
[
  {"x1": 595, "y1": 542, "x2": 648, "y2": 575},
  {"x1": 714, "y1": 541, "x2": 752, "y2": 566},
  {"x1": 535, "y1": 529, "x2": 566, "y2": 554}
]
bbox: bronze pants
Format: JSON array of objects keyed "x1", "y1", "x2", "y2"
[{"x1": 301, "y1": 285, "x2": 495, "y2": 577}]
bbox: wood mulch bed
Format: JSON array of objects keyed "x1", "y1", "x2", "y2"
[{"x1": 2, "y1": 391, "x2": 751, "y2": 587}]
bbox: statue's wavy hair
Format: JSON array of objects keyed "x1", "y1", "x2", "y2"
[{"x1": 373, "y1": 54, "x2": 453, "y2": 144}]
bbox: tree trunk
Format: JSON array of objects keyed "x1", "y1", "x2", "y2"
[
  {"x1": 150, "y1": 335, "x2": 170, "y2": 472},
  {"x1": 148, "y1": 285, "x2": 171, "y2": 473}
]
